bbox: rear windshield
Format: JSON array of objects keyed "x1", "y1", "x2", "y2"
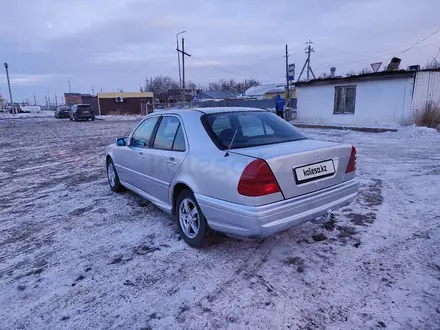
[
  {"x1": 77, "y1": 105, "x2": 91, "y2": 109},
  {"x1": 202, "y1": 111, "x2": 308, "y2": 150}
]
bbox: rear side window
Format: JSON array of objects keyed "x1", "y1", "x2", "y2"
[
  {"x1": 172, "y1": 126, "x2": 186, "y2": 151},
  {"x1": 202, "y1": 111, "x2": 308, "y2": 149},
  {"x1": 153, "y1": 116, "x2": 186, "y2": 151},
  {"x1": 131, "y1": 117, "x2": 159, "y2": 147}
]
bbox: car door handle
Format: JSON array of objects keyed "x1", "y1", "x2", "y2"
[
  {"x1": 138, "y1": 152, "x2": 144, "y2": 159},
  {"x1": 167, "y1": 157, "x2": 177, "y2": 166}
]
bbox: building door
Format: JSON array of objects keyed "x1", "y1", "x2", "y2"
[{"x1": 140, "y1": 102, "x2": 147, "y2": 115}]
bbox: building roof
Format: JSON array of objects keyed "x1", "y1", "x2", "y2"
[
  {"x1": 295, "y1": 69, "x2": 440, "y2": 87},
  {"x1": 198, "y1": 91, "x2": 236, "y2": 99},
  {"x1": 97, "y1": 92, "x2": 154, "y2": 98},
  {"x1": 265, "y1": 87, "x2": 285, "y2": 94},
  {"x1": 244, "y1": 84, "x2": 284, "y2": 96}
]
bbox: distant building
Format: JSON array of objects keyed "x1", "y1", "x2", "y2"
[
  {"x1": 295, "y1": 68, "x2": 440, "y2": 126},
  {"x1": 97, "y1": 92, "x2": 154, "y2": 115},
  {"x1": 197, "y1": 91, "x2": 236, "y2": 100},
  {"x1": 64, "y1": 93, "x2": 83, "y2": 105},
  {"x1": 243, "y1": 84, "x2": 295, "y2": 100},
  {"x1": 64, "y1": 93, "x2": 98, "y2": 111}
]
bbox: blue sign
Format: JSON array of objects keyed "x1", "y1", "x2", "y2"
[{"x1": 288, "y1": 63, "x2": 295, "y2": 81}]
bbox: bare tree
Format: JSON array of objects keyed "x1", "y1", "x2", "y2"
[
  {"x1": 358, "y1": 67, "x2": 372, "y2": 74},
  {"x1": 424, "y1": 61, "x2": 440, "y2": 69},
  {"x1": 346, "y1": 67, "x2": 372, "y2": 77},
  {"x1": 205, "y1": 78, "x2": 260, "y2": 94},
  {"x1": 318, "y1": 72, "x2": 330, "y2": 79},
  {"x1": 144, "y1": 76, "x2": 179, "y2": 101}
]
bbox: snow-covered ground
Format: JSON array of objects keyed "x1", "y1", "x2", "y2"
[
  {"x1": 0, "y1": 118, "x2": 439, "y2": 329},
  {"x1": 96, "y1": 114, "x2": 145, "y2": 121},
  {"x1": 0, "y1": 110, "x2": 55, "y2": 119}
]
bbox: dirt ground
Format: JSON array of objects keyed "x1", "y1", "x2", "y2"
[{"x1": 0, "y1": 117, "x2": 439, "y2": 330}]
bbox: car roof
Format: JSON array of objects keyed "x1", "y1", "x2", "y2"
[{"x1": 153, "y1": 107, "x2": 265, "y2": 116}]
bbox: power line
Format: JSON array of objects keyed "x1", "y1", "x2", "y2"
[
  {"x1": 191, "y1": 55, "x2": 250, "y2": 77},
  {"x1": 397, "y1": 28, "x2": 440, "y2": 55},
  {"x1": 313, "y1": 40, "x2": 440, "y2": 72},
  {"x1": 318, "y1": 35, "x2": 429, "y2": 59},
  {"x1": 144, "y1": 45, "x2": 175, "y2": 65}
]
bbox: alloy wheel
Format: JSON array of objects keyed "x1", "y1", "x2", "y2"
[
  {"x1": 107, "y1": 162, "x2": 116, "y2": 187},
  {"x1": 179, "y1": 198, "x2": 200, "y2": 239}
]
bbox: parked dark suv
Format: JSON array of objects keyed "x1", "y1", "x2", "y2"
[
  {"x1": 55, "y1": 106, "x2": 71, "y2": 118},
  {"x1": 69, "y1": 104, "x2": 96, "y2": 121}
]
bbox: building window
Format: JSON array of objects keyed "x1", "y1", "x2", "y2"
[{"x1": 334, "y1": 85, "x2": 356, "y2": 114}]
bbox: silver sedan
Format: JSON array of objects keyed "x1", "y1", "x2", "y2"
[{"x1": 105, "y1": 108, "x2": 359, "y2": 247}]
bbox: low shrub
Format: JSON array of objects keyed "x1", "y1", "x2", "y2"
[{"x1": 413, "y1": 101, "x2": 440, "y2": 128}]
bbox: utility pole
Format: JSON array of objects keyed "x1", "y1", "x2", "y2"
[
  {"x1": 176, "y1": 31, "x2": 186, "y2": 93},
  {"x1": 297, "y1": 40, "x2": 316, "y2": 82},
  {"x1": 4, "y1": 63, "x2": 13, "y2": 111},
  {"x1": 285, "y1": 44, "x2": 289, "y2": 102},
  {"x1": 55, "y1": 95, "x2": 58, "y2": 107},
  {"x1": 182, "y1": 38, "x2": 185, "y2": 107},
  {"x1": 177, "y1": 37, "x2": 191, "y2": 108},
  {"x1": 33, "y1": 93, "x2": 37, "y2": 105},
  {"x1": 68, "y1": 79, "x2": 72, "y2": 94},
  {"x1": 92, "y1": 86, "x2": 95, "y2": 95}
]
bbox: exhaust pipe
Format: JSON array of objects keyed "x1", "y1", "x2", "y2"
[{"x1": 311, "y1": 209, "x2": 333, "y2": 224}]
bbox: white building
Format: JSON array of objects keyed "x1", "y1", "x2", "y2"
[{"x1": 296, "y1": 69, "x2": 440, "y2": 126}]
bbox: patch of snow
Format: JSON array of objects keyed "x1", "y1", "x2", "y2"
[
  {"x1": 394, "y1": 124, "x2": 439, "y2": 138},
  {"x1": 96, "y1": 114, "x2": 144, "y2": 121},
  {"x1": 0, "y1": 110, "x2": 55, "y2": 119}
]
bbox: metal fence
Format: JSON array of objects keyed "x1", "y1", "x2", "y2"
[{"x1": 185, "y1": 98, "x2": 297, "y2": 110}]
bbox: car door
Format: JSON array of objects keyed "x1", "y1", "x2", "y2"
[
  {"x1": 114, "y1": 116, "x2": 160, "y2": 189},
  {"x1": 142, "y1": 115, "x2": 188, "y2": 206}
]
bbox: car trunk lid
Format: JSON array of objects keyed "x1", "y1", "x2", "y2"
[{"x1": 232, "y1": 139, "x2": 354, "y2": 199}]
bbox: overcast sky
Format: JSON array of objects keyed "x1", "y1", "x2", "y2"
[{"x1": 1, "y1": 0, "x2": 439, "y2": 104}]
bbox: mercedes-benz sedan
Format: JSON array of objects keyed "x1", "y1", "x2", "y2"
[{"x1": 105, "y1": 108, "x2": 359, "y2": 247}]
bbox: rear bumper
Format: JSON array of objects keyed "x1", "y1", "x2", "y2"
[
  {"x1": 195, "y1": 179, "x2": 359, "y2": 238},
  {"x1": 77, "y1": 113, "x2": 95, "y2": 118}
]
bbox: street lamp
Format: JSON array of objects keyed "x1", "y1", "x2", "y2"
[
  {"x1": 4, "y1": 63, "x2": 13, "y2": 112},
  {"x1": 176, "y1": 30, "x2": 186, "y2": 91}
]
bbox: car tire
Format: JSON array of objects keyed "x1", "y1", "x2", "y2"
[
  {"x1": 73, "y1": 115, "x2": 78, "y2": 122},
  {"x1": 69, "y1": 116, "x2": 73, "y2": 121},
  {"x1": 91, "y1": 116, "x2": 96, "y2": 121},
  {"x1": 107, "y1": 158, "x2": 123, "y2": 193},
  {"x1": 176, "y1": 189, "x2": 212, "y2": 248},
  {"x1": 55, "y1": 114, "x2": 59, "y2": 118}
]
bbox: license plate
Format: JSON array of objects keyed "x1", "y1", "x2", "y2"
[
  {"x1": 295, "y1": 160, "x2": 335, "y2": 182},
  {"x1": 82, "y1": 111, "x2": 89, "y2": 114}
]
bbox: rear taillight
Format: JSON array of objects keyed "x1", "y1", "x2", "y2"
[
  {"x1": 238, "y1": 159, "x2": 281, "y2": 197},
  {"x1": 345, "y1": 146, "x2": 357, "y2": 173}
]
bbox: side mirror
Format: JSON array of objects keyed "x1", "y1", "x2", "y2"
[{"x1": 116, "y1": 137, "x2": 127, "y2": 146}]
